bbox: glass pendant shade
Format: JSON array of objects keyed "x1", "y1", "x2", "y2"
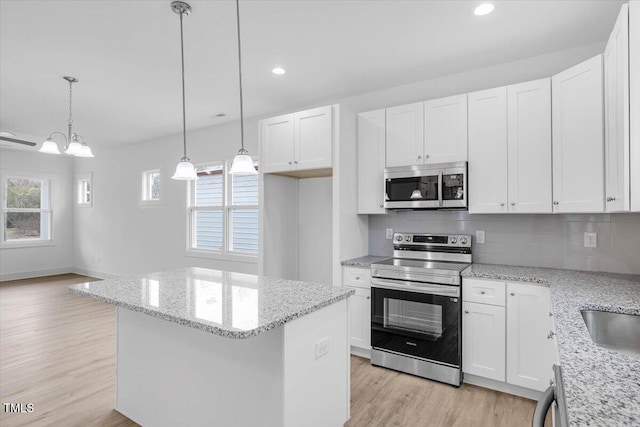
[
  {"x1": 229, "y1": 150, "x2": 257, "y2": 175},
  {"x1": 172, "y1": 159, "x2": 198, "y2": 180},
  {"x1": 39, "y1": 139, "x2": 61, "y2": 154},
  {"x1": 76, "y1": 143, "x2": 95, "y2": 158},
  {"x1": 65, "y1": 140, "x2": 83, "y2": 155},
  {"x1": 410, "y1": 189, "x2": 423, "y2": 199}
]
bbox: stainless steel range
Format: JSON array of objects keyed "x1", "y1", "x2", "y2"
[{"x1": 370, "y1": 233, "x2": 472, "y2": 387}]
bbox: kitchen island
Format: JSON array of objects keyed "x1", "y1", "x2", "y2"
[{"x1": 68, "y1": 267, "x2": 354, "y2": 427}]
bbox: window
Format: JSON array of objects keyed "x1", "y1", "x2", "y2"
[
  {"x1": 77, "y1": 172, "x2": 92, "y2": 206},
  {"x1": 1, "y1": 176, "x2": 52, "y2": 244},
  {"x1": 188, "y1": 161, "x2": 258, "y2": 257},
  {"x1": 142, "y1": 169, "x2": 160, "y2": 203}
]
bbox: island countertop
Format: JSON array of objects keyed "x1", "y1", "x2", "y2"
[
  {"x1": 462, "y1": 263, "x2": 640, "y2": 426},
  {"x1": 68, "y1": 267, "x2": 354, "y2": 339}
]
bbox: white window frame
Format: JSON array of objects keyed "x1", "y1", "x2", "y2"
[
  {"x1": 76, "y1": 172, "x2": 92, "y2": 207},
  {"x1": 186, "y1": 160, "x2": 258, "y2": 263},
  {"x1": 141, "y1": 169, "x2": 161, "y2": 205},
  {"x1": 0, "y1": 171, "x2": 55, "y2": 248}
]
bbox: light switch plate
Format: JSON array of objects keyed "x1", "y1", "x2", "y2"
[
  {"x1": 386, "y1": 228, "x2": 393, "y2": 239},
  {"x1": 584, "y1": 232, "x2": 597, "y2": 248},
  {"x1": 476, "y1": 230, "x2": 485, "y2": 244},
  {"x1": 315, "y1": 337, "x2": 329, "y2": 359}
]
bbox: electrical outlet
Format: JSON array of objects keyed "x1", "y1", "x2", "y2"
[
  {"x1": 315, "y1": 337, "x2": 329, "y2": 360},
  {"x1": 476, "y1": 230, "x2": 485, "y2": 244},
  {"x1": 584, "y1": 232, "x2": 597, "y2": 248},
  {"x1": 386, "y1": 228, "x2": 393, "y2": 239}
]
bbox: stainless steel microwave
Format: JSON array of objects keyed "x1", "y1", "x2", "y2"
[{"x1": 384, "y1": 162, "x2": 467, "y2": 209}]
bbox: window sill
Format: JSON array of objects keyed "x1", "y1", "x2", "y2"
[
  {"x1": 185, "y1": 249, "x2": 258, "y2": 264},
  {"x1": 76, "y1": 203, "x2": 93, "y2": 208},
  {"x1": 140, "y1": 200, "x2": 162, "y2": 208},
  {"x1": 0, "y1": 240, "x2": 57, "y2": 249}
]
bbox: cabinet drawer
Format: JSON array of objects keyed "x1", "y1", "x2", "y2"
[
  {"x1": 463, "y1": 278, "x2": 506, "y2": 306},
  {"x1": 342, "y1": 267, "x2": 371, "y2": 289}
]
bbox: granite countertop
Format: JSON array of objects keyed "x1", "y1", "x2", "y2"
[
  {"x1": 68, "y1": 267, "x2": 354, "y2": 339},
  {"x1": 463, "y1": 263, "x2": 640, "y2": 426},
  {"x1": 341, "y1": 255, "x2": 389, "y2": 268}
]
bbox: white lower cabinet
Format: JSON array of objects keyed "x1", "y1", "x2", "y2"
[
  {"x1": 343, "y1": 267, "x2": 372, "y2": 354},
  {"x1": 348, "y1": 287, "x2": 371, "y2": 350},
  {"x1": 462, "y1": 301, "x2": 505, "y2": 381},
  {"x1": 506, "y1": 283, "x2": 552, "y2": 392},
  {"x1": 462, "y1": 278, "x2": 553, "y2": 394}
]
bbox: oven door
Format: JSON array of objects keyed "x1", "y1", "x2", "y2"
[
  {"x1": 371, "y1": 278, "x2": 461, "y2": 367},
  {"x1": 384, "y1": 168, "x2": 442, "y2": 209},
  {"x1": 441, "y1": 164, "x2": 467, "y2": 208}
]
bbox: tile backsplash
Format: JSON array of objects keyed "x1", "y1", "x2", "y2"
[{"x1": 368, "y1": 211, "x2": 640, "y2": 275}]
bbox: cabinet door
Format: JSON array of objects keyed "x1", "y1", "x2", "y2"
[
  {"x1": 604, "y1": 4, "x2": 630, "y2": 212},
  {"x1": 552, "y1": 55, "x2": 605, "y2": 213},
  {"x1": 424, "y1": 94, "x2": 468, "y2": 163},
  {"x1": 357, "y1": 110, "x2": 386, "y2": 214},
  {"x1": 385, "y1": 102, "x2": 424, "y2": 167},
  {"x1": 462, "y1": 301, "x2": 506, "y2": 381},
  {"x1": 507, "y1": 79, "x2": 552, "y2": 213},
  {"x1": 260, "y1": 114, "x2": 295, "y2": 173},
  {"x1": 294, "y1": 105, "x2": 333, "y2": 171},
  {"x1": 468, "y1": 87, "x2": 508, "y2": 213},
  {"x1": 506, "y1": 283, "x2": 551, "y2": 392},
  {"x1": 349, "y1": 287, "x2": 371, "y2": 350}
]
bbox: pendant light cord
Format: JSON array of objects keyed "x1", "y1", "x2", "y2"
[
  {"x1": 235, "y1": 0, "x2": 245, "y2": 152},
  {"x1": 179, "y1": 10, "x2": 188, "y2": 159},
  {"x1": 67, "y1": 80, "x2": 73, "y2": 144}
]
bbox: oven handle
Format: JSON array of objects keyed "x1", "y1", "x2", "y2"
[{"x1": 371, "y1": 278, "x2": 460, "y2": 297}]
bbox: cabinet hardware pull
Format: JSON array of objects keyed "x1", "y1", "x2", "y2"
[
  {"x1": 549, "y1": 312, "x2": 553, "y2": 317},
  {"x1": 480, "y1": 291, "x2": 486, "y2": 295},
  {"x1": 355, "y1": 276, "x2": 360, "y2": 280},
  {"x1": 510, "y1": 292, "x2": 515, "y2": 296},
  {"x1": 294, "y1": 161, "x2": 298, "y2": 164},
  {"x1": 379, "y1": 204, "x2": 384, "y2": 208},
  {"x1": 511, "y1": 202, "x2": 515, "y2": 206},
  {"x1": 426, "y1": 154, "x2": 430, "y2": 159},
  {"x1": 553, "y1": 201, "x2": 559, "y2": 205},
  {"x1": 547, "y1": 331, "x2": 555, "y2": 339},
  {"x1": 417, "y1": 155, "x2": 422, "y2": 160},
  {"x1": 366, "y1": 296, "x2": 370, "y2": 300},
  {"x1": 549, "y1": 379, "x2": 554, "y2": 386},
  {"x1": 288, "y1": 161, "x2": 292, "y2": 165},
  {"x1": 500, "y1": 202, "x2": 505, "y2": 207},
  {"x1": 464, "y1": 310, "x2": 469, "y2": 314}
]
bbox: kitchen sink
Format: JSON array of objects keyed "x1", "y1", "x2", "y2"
[{"x1": 581, "y1": 310, "x2": 640, "y2": 357}]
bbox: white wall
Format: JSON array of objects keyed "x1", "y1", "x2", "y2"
[
  {"x1": 0, "y1": 148, "x2": 74, "y2": 280},
  {"x1": 73, "y1": 120, "x2": 259, "y2": 277}
]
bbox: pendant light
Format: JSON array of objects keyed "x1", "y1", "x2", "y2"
[
  {"x1": 229, "y1": 0, "x2": 257, "y2": 175},
  {"x1": 39, "y1": 76, "x2": 94, "y2": 157},
  {"x1": 171, "y1": 1, "x2": 198, "y2": 181}
]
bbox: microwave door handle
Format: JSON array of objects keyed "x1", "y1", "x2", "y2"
[{"x1": 438, "y1": 170, "x2": 443, "y2": 207}]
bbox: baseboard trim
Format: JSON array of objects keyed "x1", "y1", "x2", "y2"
[
  {"x1": 350, "y1": 345, "x2": 371, "y2": 359},
  {"x1": 0, "y1": 267, "x2": 74, "y2": 282},
  {"x1": 72, "y1": 267, "x2": 120, "y2": 280},
  {"x1": 463, "y1": 373, "x2": 542, "y2": 400}
]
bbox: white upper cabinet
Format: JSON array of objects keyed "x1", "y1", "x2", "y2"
[
  {"x1": 552, "y1": 55, "x2": 605, "y2": 213},
  {"x1": 468, "y1": 87, "x2": 508, "y2": 213},
  {"x1": 507, "y1": 79, "x2": 552, "y2": 213},
  {"x1": 605, "y1": 4, "x2": 631, "y2": 212},
  {"x1": 385, "y1": 102, "x2": 424, "y2": 167},
  {"x1": 260, "y1": 105, "x2": 333, "y2": 175},
  {"x1": 357, "y1": 110, "x2": 386, "y2": 214},
  {"x1": 424, "y1": 94, "x2": 468, "y2": 163},
  {"x1": 506, "y1": 283, "x2": 552, "y2": 392},
  {"x1": 260, "y1": 114, "x2": 295, "y2": 173},
  {"x1": 294, "y1": 106, "x2": 333, "y2": 171}
]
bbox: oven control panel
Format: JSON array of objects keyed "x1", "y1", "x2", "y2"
[{"x1": 393, "y1": 233, "x2": 471, "y2": 247}]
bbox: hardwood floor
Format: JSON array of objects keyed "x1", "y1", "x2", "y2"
[{"x1": 1, "y1": 274, "x2": 543, "y2": 427}]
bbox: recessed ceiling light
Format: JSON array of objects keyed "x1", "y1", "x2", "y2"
[
  {"x1": 474, "y1": 3, "x2": 494, "y2": 16},
  {"x1": 272, "y1": 67, "x2": 286, "y2": 75}
]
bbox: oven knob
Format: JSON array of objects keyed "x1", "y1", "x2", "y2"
[
  {"x1": 405, "y1": 236, "x2": 411, "y2": 242},
  {"x1": 450, "y1": 237, "x2": 457, "y2": 244},
  {"x1": 460, "y1": 237, "x2": 468, "y2": 245},
  {"x1": 395, "y1": 235, "x2": 403, "y2": 242}
]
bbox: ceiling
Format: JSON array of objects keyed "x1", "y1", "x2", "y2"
[{"x1": 0, "y1": 0, "x2": 625, "y2": 148}]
